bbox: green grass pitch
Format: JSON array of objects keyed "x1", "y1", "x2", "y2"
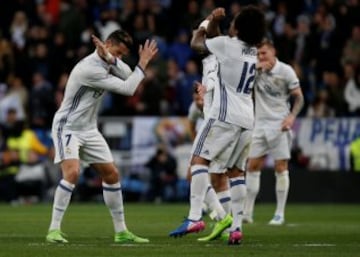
[{"x1": 0, "y1": 203, "x2": 359, "y2": 257}]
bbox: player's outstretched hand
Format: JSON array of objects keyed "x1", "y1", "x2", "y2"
[
  {"x1": 138, "y1": 39, "x2": 158, "y2": 70},
  {"x1": 91, "y1": 34, "x2": 114, "y2": 64}
]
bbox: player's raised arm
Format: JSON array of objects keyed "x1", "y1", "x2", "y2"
[
  {"x1": 190, "y1": 26, "x2": 208, "y2": 54},
  {"x1": 191, "y1": 8, "x2": 225, "y2": 54},
  {"x1": 92, "y1": 34, "x2": 132, "y2": 79},
  {"x1": 89, "y1": 36, "x2": 158, "y2": 96},
  {"x1": 206, "y1": 8, "x2": 225, "y2": 38}
]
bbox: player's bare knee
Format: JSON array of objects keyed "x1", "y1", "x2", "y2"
[
  {"x1": 62, "y1": 169, "x2": 80, "y2": 184},
  {"x1": 61, "y1": 160, "x2": 80, "y2": 184},
  {"x1": 247, "y1": 158, "x2": 263, "y2": 171},
  {"x1": 92, "y1": 163, "x2": 119, "y2": 184},
  {"x1": 275, "y1": 160, "x2": 288, "y2": 173},
  {"x1": 103, "y1": 168, "x2": 119, "y2": 184}
]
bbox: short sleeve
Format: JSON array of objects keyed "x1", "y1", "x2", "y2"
[{"x1": 286, "y1": 65, "x2": 300, "y2": 90}]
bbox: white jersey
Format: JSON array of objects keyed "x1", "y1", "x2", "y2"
[
  {"x1": 205, "y1": 36, "x2": 257, "y2": 129},
  {"x1": 254, "y1": 59, "x2": 300, "y2": 128},
  {"x1": 201, "y1": 54, "x2": 219, "y2": 119},
  {"x1": 52, "y1": 51, "x2": 145, "y2": 131}
]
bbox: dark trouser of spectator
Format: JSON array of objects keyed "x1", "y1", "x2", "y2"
[
  {"x1": 149, "y1": 177, "x2": 177, "y2": 202},
  {"x1": 16, "y1": 180, "x2": 45, "y2": 202},
  {"x1": 0, "y1": 174, "x2": 18, "y2": 202}
]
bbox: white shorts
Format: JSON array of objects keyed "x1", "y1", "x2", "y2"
[
  {"x1": 52, "y1": 128, "x2": 113, "y2": 164},
  {"x1": 191, "y1": 118, "x2": 252, "y2": 171},
  {"x1": 248, "y1": 128, "x2": 292, "y2": 160},
  {"x1": 208, "y1": 161, "x2": 226, "y2": 174}
]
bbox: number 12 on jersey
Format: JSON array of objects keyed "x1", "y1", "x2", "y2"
[{"x1": 237, "y1": 61, "x2": 256, "y2": 95}]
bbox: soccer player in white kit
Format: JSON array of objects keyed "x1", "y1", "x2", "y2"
[
  {"x1": 192, "y1": 20, "x2": 234, "y2": 220},
  {"x1": 169, "y1": 6, "x2": 266, "y2": 244},
  {"x1": 187, "y1": 54, "x2": 231, "y2": 220},
  {"x1": 243, "y1": 39, "x2": 304, "y2": 225},
  {"x1": 46, "y1": 30, "x2": 158, "y2": 243}
]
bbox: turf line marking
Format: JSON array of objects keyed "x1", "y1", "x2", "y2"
[
  {"x1": 294, "y1": 243, "x2": 336, "y2": 247},
  {"x1": 286, "y1": 223, "x2": 299, "y2": 227}
]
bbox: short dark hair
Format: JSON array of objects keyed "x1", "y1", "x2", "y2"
[
  {"x1": 107, "y1": 29, "x2": 133, "y2": 49},
  {"x1": 234, "y1": 5, "x2": 266, "y2": 46},
  {"x1": 257, "y1": 37, "x2": 275, "y2": 48}
]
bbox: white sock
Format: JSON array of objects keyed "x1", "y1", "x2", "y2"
[
  {"x1": 103, "y1": 182, "x2": 127, "y2": 233},
  {"x1": 188, "y1": 165, "x2": 210, "y2": 221},
  {"x1": 217, "y1": 190, "x2": 231, "y2": 214},
  {"x1": 275, "y1": 170, "x2": 289, "y2": 218},
  {"x1": 244, "y1": 171, "x2": 261, "y2": 218},
  {"x1": 204, "y1": 185, "x2": 227, "y2": 220},
  {"x1": 49, "y1": 179, "x2": 75, "y2": 230},
  {"x1": 229, "y1": 176, "x2": 246, "y2": 231}
]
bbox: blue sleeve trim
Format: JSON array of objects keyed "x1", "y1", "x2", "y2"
[{"x1": 136, "y1": 65, "x2": 145, "y2": 76}]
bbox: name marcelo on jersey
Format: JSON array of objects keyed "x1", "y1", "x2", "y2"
[{"x1": 242, "y1": 48, "x2": 257, "y2": 56}]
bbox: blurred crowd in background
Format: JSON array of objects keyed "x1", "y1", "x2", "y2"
[
  {"x1": 0, "y1": 0, "x2": 360, "y2": 204},
  {"x1": 1, "y1": 0, "x2": 360, "y2": 120}
]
